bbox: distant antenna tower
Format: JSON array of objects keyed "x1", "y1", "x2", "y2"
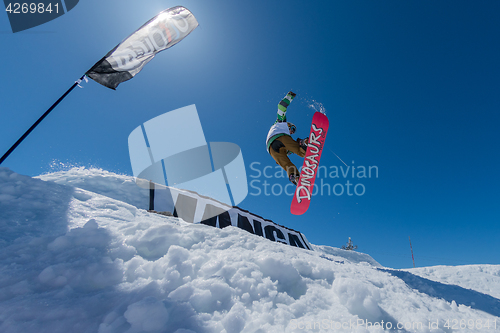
[
  {"x1": 342, "y1": 237, "x2": 358, "y2": 251},
  {"x1": 409, "y1": 236, "x2": 415, "y2": 268}
]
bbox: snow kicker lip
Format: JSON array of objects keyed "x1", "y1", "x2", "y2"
[
  {"x1": 128, "y1": 105, "x2": 248, "y2": 219},
  {"x1": 4, "y1": 0, "x2": 80, "y2": 33}
]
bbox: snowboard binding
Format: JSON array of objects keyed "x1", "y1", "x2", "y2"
[{"x1": 289, "y1": 174, "x2": 299, "y2": 186}]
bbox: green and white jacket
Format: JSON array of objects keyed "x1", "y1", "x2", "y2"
[{"x1": 266, "y1": 92, "x2": 295, "y2": 152}]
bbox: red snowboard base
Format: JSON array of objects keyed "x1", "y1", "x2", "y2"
[{"x1": 291, "y1": 112, "x2": 329, "y2": 215}]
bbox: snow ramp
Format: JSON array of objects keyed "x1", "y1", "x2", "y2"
[{"x1": 1, "y1": 167, "x2": 498, "y2": 333}]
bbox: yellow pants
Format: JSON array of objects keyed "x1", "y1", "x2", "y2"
[{"x1": 269, "y1": 135, "x2": 306, "y2": 177}]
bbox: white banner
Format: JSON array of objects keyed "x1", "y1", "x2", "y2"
[{"x1": 147, "y1": 181, "x2": 312, "y2": 250}]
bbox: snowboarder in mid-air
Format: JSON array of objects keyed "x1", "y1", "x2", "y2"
[{"x1": 266, "y1": 91, "x2": 309, "y2": 186}]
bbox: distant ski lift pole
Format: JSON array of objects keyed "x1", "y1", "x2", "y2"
[{"x1": 409, "y1": 236, "x2": 415, "y2": 268}]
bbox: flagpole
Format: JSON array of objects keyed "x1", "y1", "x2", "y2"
[{"x1": 0, "y1": 74, "x2": 86, "y2": 165}]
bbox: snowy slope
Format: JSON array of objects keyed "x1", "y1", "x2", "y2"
[
  {"x1": 1, "y1": 167, "x2": 499, "y2": 333},
  {"x1": 406, "y1": 265, "x2": 500, "y2": 300}
]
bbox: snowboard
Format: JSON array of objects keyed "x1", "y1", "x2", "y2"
[{"x1": 291, "y1": 112, "x2": 329, "y2": 215}]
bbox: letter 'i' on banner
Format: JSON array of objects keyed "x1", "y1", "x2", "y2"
[{"x1": 128, "y1": 105, "x2": 248, "y2": 219}]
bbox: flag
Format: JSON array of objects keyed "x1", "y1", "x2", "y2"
[{"x1": 86, "y1": 6, "x2": 198, "y2": 90}]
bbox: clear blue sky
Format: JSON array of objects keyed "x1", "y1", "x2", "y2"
[{"x1": 1, "y1": 0, "x2": 499, "y2": 269}]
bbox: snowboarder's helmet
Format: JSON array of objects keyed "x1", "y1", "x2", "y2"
[{"x1": 288, "y1": 122, "x2": 296, "y2": 134}]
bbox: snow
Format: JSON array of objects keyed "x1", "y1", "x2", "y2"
[
  {"x1": 406, "y1": 265, "x2": 500, "y2": 300},
  {"x1": 1, "y1": 167, "x2": 499, "y2": 332}
]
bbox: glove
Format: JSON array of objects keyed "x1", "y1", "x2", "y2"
[{"x1": 297, "y1": 137, "x2": 308, "y2": 150}]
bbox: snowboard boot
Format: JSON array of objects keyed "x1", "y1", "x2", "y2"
[{"x1": 289, "y1": 174, "x2": 300, "y2": 186}]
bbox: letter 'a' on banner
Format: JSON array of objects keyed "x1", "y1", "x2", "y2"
[{"x1": 86, "y1": 6, "x2": 198, "y2": 90}]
